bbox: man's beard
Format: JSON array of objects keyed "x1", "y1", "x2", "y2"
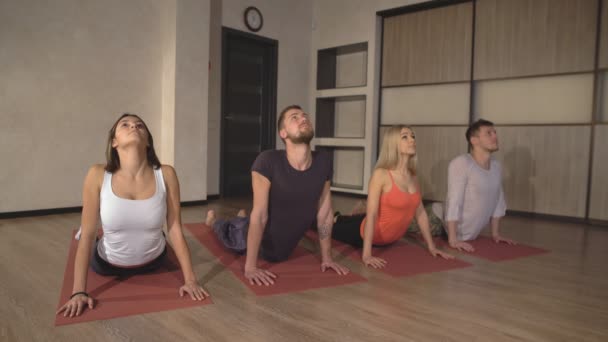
[{"x1": 287, "y1": 128, "x2": 314, "y2": 145}]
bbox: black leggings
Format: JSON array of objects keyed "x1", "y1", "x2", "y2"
[
  {"x1": 331, "y1": 214, "x2": 366, "y2": 248},
  {"x1": 213, "y1": 217, "x2": 294, "y2": 262},
  {"x1": 90, "y1": 239, "x2": 167, "y2": 277}
]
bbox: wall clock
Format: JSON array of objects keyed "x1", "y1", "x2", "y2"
[{"x1": 244, "y1": 6, "x2": 263, "y2": 32}]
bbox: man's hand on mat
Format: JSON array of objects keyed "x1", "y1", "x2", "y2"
[
  {"x1": 492, "y1": 234, "x2": 517, "y2": 245},
  {"x1": 449, "y1": 240, "x2": 475, "y2": 252},
  {"x1": 321, "y1": 259, "x2": 350, "y2": 275},
  {"x1": 362, "y1": 255, "x2": 387, "y2": 269},
  {"x1": 244, "y1": 267, "x2": 277, "y2": 286},
  {"x1": 429, "y1": 248, "x2": 455, "y2": 260},
  {"x1": 56, "y1": 294, "x2": 94, "y2": 318},
  {"x1": 179, "y1": 280, "x2": 210, "y2": 300}
]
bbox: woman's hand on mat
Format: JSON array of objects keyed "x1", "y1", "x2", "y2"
[
  {"x1": 429, "y1": 248, "x2": 454, "y2": 260},
  {"x1": 244, "y1": 267, "x2": 277, "y2": 286},
  {"x1": 492, "y1": 234, "x2": 517, "y2": 245},
  {"x1": 179, "y1": 280, "x2": 210, "y2": 300},
  {"x1": 56, "y1": 294, "x2": 94, "y2": 317},
  {"x1": 321, "y1": 259, "x2": 350, "y2": 275},
  {"x1": 449, "y1": 240, "x2": 475, "y2": 252},
  {"x1": 362, "y1": 255, "x2": 387, "y2": 269}
]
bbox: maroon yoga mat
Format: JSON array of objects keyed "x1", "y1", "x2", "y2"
[
  {"x1": 55, "y1": 231, "x2": 212, "y2": 326},
  {"x1": 424, "y1": 235, "x2": 549, "y2": 262},
  {"x1": 304, "y1": 230, "x2": 471, "y2": 277},
  {"x1": 184, "y1": 223, "x2": 366, "y2": 296}
]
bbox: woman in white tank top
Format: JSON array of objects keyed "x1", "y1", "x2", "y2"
[{"x1": 57, "y1": 113, "x2": 209, "y2": 318}]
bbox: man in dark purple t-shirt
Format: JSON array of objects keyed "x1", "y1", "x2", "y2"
[
  {"x1": 250, "y1": 147, "x2": 331, "y2": 263},
  {"x1": 207, "y1": 105, "x2": 350, "y2": 286},
  {"x1": 246, "y1": 104, "x2": 349, "y2": 285}
]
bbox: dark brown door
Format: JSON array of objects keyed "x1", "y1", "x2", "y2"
[{"x1": 221, "y1": 28, "x2": 277, "y2": 197}]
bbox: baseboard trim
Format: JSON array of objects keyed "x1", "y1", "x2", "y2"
[
  {"x1": 505, "y1": 209, "x2": 587, "y2": 224},
  {"x1": 0, "y1": 206, "x2": 83, "y2": 219},
  {"x1": 589, "y1": 219, "x2": 608, "y2": 227},
  {"x1": 0, "y1": 195, "x2": 222, "y2": 219}
]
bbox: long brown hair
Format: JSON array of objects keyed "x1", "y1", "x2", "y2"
[
  {"x1": 375, "y1": 125, "x2": 417, "y2": 176},
  {"x1": 105, "y1": 113, "x2": 161, "y2": 173}
]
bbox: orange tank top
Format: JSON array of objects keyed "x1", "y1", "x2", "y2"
[{"x1": 360, "y1": 170, "x2": 421, "y2": 245}]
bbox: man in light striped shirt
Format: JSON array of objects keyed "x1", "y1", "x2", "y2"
[{"x1": 444, "y1": 119, "x2": 516, "y2": 252}]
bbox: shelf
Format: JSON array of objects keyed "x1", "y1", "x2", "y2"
[
  {"x1": 314, "y1": 138, "x2": 366, "y2": 147},
  {"x1": 313, "y1": 41, "x2": 372, "y2": 195},
  {"x1": 315, "y1": 146, "x2": 365, "y2": 191},
  {"x1": 316, "y1": 86, "x2": 367, "y2": 98},
  {"x1": 317, "y1": 42, "x2": 368, "y2": 90},
  {"x1": 316, "y1": 95, "x2": 366, "y2": 138},
  {"x1": 330, "y1": 186, "x2": 367, "y2": 195}
]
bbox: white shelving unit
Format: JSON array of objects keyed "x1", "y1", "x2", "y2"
[{"x1": 311, "y1": 41, "x2": 377, "y2": 195}]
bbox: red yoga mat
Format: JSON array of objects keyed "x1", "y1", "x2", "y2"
[
  {"x1": 184, "y1": 223, "x2": 366, "y2": 296},
  {"x1": 55, "y1": 231, "x2": 212, "y2": 326},
  {"x1": 424, "y1": 235, "x2": 549, "y2": 262},
  {"x1": 304, "y1": 230, "x2": 472, "y2": 277}
]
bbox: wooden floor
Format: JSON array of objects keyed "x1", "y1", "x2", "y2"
[{"x1": 1, "y1": 195, "x2": 607, "y2": 342}]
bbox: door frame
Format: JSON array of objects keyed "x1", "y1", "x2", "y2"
[{"x1": 220, "y1": 27, "x2": 278, "y2": 197}]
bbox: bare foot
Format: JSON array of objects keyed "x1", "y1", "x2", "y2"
[
  {"x1": 205, "y1": 210, "x2": 216, "y2": 226},
  {"x1": 431, "y1": 202, "x2": 444, "y2": 221},
  {"x1": 237, "y1": 209, "x2": 247, "y2": 217},
  {"x1": 350, "y1": 200, "x2": 367, "y2": 215}
]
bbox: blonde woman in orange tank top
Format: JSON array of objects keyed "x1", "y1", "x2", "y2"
[{"x1": 332, "y1": 126, "x2": 453, "y2": 268}]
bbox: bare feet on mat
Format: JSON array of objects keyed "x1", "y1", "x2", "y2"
[
  {"x1": 350, "y1": 200, "x2": 367, "y2": 215},
  {"x1": 237, "y1": 209, "x2": 247, "y2": 217},
  {"x1": 205, "y1": 209, "x2": 216, "y2": 226},
  {"x1": 431, "y1": 202, "x2": 444, "y2": 221}
]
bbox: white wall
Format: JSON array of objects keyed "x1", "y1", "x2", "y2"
[
  {"x1": 312, "y1": 0, "x2": 421, "y2": 50},
  {"x1": 160, "y1": 0, "x2": 177, "y2": 167},
  {"x1": 1, "y1": 0, "x2": 210, "y2": 212},
  {"x1": 173, "y1": 0, "x2": 210, "y2": 202},
  {"x1": 0, "y1": 0, "x2": 164, "y2": 212}
]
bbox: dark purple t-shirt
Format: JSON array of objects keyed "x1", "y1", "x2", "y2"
[{"x1": 251, "y1": 149, "x2": 332, "y2": 261}]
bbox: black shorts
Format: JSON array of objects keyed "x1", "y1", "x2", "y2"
[{"x1": 90, "y1": 238, "x2": 167, "y2": 277}]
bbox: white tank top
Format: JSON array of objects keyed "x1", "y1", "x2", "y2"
[{"x1": 97, "y1": 167, "x2": 167, "y2": 266}]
